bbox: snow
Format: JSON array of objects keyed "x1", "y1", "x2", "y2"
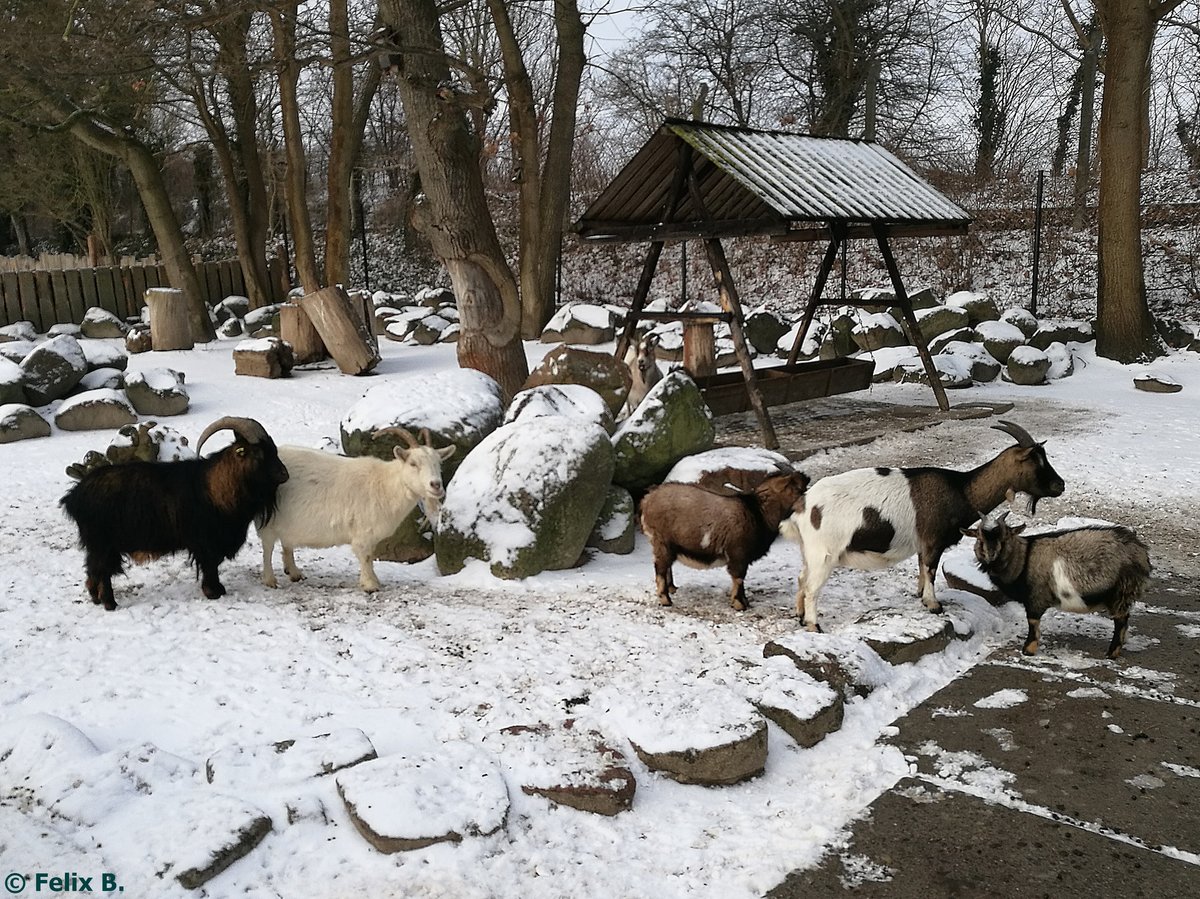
[
  {"x1": 341, "y1": 368, "x2": 502, "y2": 437},
  {"x1": 126, "y1": 367, "x2": 183, "y2": 392},
  {"x1": 2, "y1": 332, "x2": 1199, "y2": 897}
]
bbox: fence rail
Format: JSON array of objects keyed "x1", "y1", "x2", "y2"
[{"x1": 0, "y1": 258, "x2": 284, "y2": 332}]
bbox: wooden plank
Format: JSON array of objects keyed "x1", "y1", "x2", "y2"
[
  {"x1": 230, "y1": 260, "x2": 246, "y2": 298},
  {"x1": 217, "y1": 260, "x2": 234, "y2": 300},
  {"x1": 130, "y1": 266, "x2": 148, "y2": 315},
  {"x1": 267, "y1": 256, "x2": 286, "y2": 303},
  {"x1": 63, "y1": 269, "x2": 86, "y2": 322},
  {"x1": 95, "y1": 266, "x2": 120, "y2": 317},
  {"x1": 0, "y1": 272, "x2": 22, "y2": 326},
  {"x1": 80, "y1": 267, "x2": 100, "y2": 314},
  {"x1": 203, "y1": 262, "x2": 223, "y2": 306},
  {"x1": 48, "y1": 269, "x2": 70, "y2": 324},
  {"x1": 16, "y1": 270, "x2": 42, "y2": 332}
]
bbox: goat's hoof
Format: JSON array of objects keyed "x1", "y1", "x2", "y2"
[
  {"x1": 103, "y1": 601, "x2": 117, "y2": 612},
  {"x1": 657, "y1": 597, "x2": 673, "y2": 607},
  {"x1": 202, "y1": 584, "x2": 226, "y2": 599},
  {"x1": 263, "y1": 579, "x2": 278, "y2": 589},
  {"x1": 362, "y1": 584, "x2": 380, "y2": 594},
  {"x1": 804, "y1": 622, "x2": 822, "y2": 634},
  {"x1": 1106, "y1": 648, "x2": 1122, "y2": 660},
  {"x1": 288, "y1": 572, "x2": 304, "y2": 582},
  {"x1": 926, "y1": 603, "x2": 945, "y2": 615},
  {"x1": 731, "y1": 600, "x2": 749, "y2": 612},
  {"x1": 1022, "y1": 643, "x2": 1038, "y2": 656}
]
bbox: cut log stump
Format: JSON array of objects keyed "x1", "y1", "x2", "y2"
[
  {"x1": 145, "y1": 287, "x2": 194, "y2": 351},
  {"x1": 295, "y1": 286, "x2": 380, "y2": 375}
]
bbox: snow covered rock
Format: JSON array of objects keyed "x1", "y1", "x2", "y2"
[
  {"x1": 945, "y1": 290, "x2": 999, "y2": 324},
  {"x1": 975, "y1": 319, "x2": 1026, "y2": 363},
  {"x1": 540, "y1": 303, "x2": 618, "y2": 345},
  {"x1": 483, "y1": 720, "x2": 636, "y2": 816},
  {"x1": 1134, "y1": 372, "x2": 1183, "y2": 393},
  {"x1": 745, "y1": 307, "x2": 789, "y2": 354},
  {"x1": 603, "y1": 683, "x2": 768, "y2": 786},
  {"x1": 80, "y1": 338, "x2": 128, "y2": 372},
  {"x1": 1003, "y1": 345, "x2": 1051, "y2": 385},
  {"x1": 436, "y1": 416, "x2": 614, "y2": 579},
  {"x1": 125, "y1": 325, "x2": 153, "y2": 354},
  {"x1": 505, "y1": 383, "x2": 616, "y2": 435},
  {"x1": 776, "y1": 320, "x2": 825, "y2": 361},
  {"x1": 80, "y1": 306, "x2": 127, "y2": 338},
  {"x1": 125, "y1": 367, "x2": 189, "y2": 415},
  {"x1": 0, "y1": 403, "x2": 50, "y2": 443},
  {"x1": 78, "y1": 367, "x2": 124, "y2": 392},
  {"x1": 586, "y1": 485, "x2": 636, "y2": 555},
  {"x1": 1044, "y1": 341, "x2": 1075, "y2": 379},
  {"x1": 612, "y1": 370, "x2": 715, "y2": 492},
  {"x1": 939, "y1": 340, "x2": 1002, "y2": 382},
  {"x1": 214, "y1": 295, "x2": 251, "y2": 324},
  {"x1": 233, "y1": 336, "x2": 293, "y2": 378},
  {"x1": 929, "y1": 326, "x2": 981, "y2": 355},
  {"x1": 701, "y1": 655, "x2": 844, "y2": 749},
  {"x1": 336, "y1": 742, "x2": 508, "y2": 852},
  {"x1": 894, "y1": 353, "x2": 974, "y2": 389},
  {"x1": 19, "y1": 333, "x2": 88, "y2": 405},
  {"x1": 523, "y1": 345, "x2": 632, "y2": 416},
  {"x1": 411, "y1": 312, "x2": 453, "y2": 345},
  {"x1": 819, "y1": 312, "x2": 857, "y2": 359},
  {"x1": 414, "y1": 285, "x2": 455, "y2": 307},
  {"x1": 763, "y1": 633, "x2": 894, "y2": 699},
  {"x1": 53, "y1": 388, "x2": 137, "y2": 431},
  {"x1": 839, "y1": 608, "x2": 959, "y2": 665},
  {"x1": 0, "y1": 339, "x2": 34, "y2": 363},
  {"x1": 217, "y1": 317, "x2": 245, "y2": 338},
  {"x1": 1030, "y1": 319, "x2": 1093, "y2": 349},
  {"x1": 915, "y1": 304, "x2": 970, "y2": 341},
  {"x1": 105, "y1": 421, "x2": 194, "y2": 464},
  {"x1": 48, "y1": 322, "x2": 82, "y2": 337},
  {"x1": 999, "y1": 306, "x2": 1039, "y2": 338},
  {"x1": 0, "y1": 321, "x2": 37, "y2": 342},
  {"x1": 869, "y1": 345, "x2": 920, "y2": 383},
  {"x1": 0, "y1": 357, "x2": 25, "y2": 405},
  {"x1": 851, "y1": 312, "x2": 908, "y2": 352},
  {"x1": 206, "y1": 729, "x2": 378, "y2": 787}
]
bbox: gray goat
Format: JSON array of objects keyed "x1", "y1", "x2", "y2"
[{"x1": 965, "y1": 511, "x2": 1152, "y2": 658}]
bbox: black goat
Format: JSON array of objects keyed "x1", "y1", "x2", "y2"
[{"x1": 60, "y1": 416, "x2": 289, "y2": 610}]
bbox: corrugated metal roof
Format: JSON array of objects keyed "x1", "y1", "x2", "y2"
[{"x1": 576, "y1": 120, "x2": 971, "y2": 241}]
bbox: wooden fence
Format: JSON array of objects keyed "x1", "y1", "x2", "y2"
[{"x1": 0, "y1": 258, "x2": 285, "y2": 332}]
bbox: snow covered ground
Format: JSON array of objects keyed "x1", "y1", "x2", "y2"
[{"x1": 1, "y1": 335, "x2": 1197, "y2": 898}]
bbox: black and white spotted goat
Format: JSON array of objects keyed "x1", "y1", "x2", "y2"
[
  {"x1": 965, "y1": 511, "x2": 1151, "y2": 658},
  {"x1": 779, "y1": 421, "x2": 1065, "y2": 631}
]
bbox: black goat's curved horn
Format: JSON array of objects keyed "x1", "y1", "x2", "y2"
[
  {"x1": 992, "y1": 419, "x2": 1036, "y2": 447},
  {"x1": 196, "y1": 417, "x2": 270, "y2": 455},
  {"x1": 374, "y1": 427, "x2": 419, "y2": 448}
]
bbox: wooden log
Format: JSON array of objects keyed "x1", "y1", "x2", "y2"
[
  {"x1": 146, "y1": 287, "x2": 195, "y2": 351},
  {"x1": 17, "y1": 270, "x2": 41, "y2": 332},
  {"x1": 33, "y1": 270, "x2": 58, "y2": 326},
  {"x1": 64, "y1": 269, "x2": 86, "y2": 323},
  {"x1": 96, "y1": 266, "x2": 119, "y2": 317},
  {"x1": 295, "y1": 286, "x2": 380, "y2": 375},
  {"x1": 279, "y1": 303, "x2": 326, "y2": 364},
  {"x1": 130, "y1": 266, "x2": 148, "y2": 316},
  {"x1": 49, "y1": 269, "x2": 70, "y2": 324},
  {"x1": 0, "y1": 272, "x2": 21, "y2": 326},
  {"x1": 683, "y1": 320, "x2": 717, "y2": 377}
]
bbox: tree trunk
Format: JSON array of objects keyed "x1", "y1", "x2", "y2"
[
  {"x1": 271, "y1": 4, "x2": 322, "y2": 295},
  {"x1": 49, "y1": 102, "x2": 213, "y2": 341},
  {"x1": 1094, "y1": 0, "x2": 1159, "y2": 362},
  {"x1": 324, "y1": 0, "x2": 354, "y2": 288},
  {"x1": 1072, "y1": 23, "x2": 1101, "y2": 230},
  {"x1": 380, "y1": 0, "x2": 528, "y2": 398}
]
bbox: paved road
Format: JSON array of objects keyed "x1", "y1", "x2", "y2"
[{"x1": 767, "y1": 574, "x2": 1200, "y2": 898}]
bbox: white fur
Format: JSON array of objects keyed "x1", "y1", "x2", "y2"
[
  {"x1": 258, "y1": 443, "x2": 454, "y2": 592},
  {"x1": 780, "y1": 467, "x2": 921, "y2": 630},
  {"x1": 1050, "y1": 558, "x2": 1089, "y2": 612}
]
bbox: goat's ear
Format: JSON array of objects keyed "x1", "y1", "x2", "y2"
[
  {"x1": 438, "y1": 445, "x2": 457, "y2": 461},
  {"x1": 1009, "y1": 523, "x2": 1027, "y2": 535},
  {"x1": 392, "y1": 445, "x2": 409, "y2": 461},
  {"x1": 962, "y1": 527, "x2": 979, "y2": 538}
]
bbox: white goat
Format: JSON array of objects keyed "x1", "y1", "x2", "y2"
[
  {"x1": 779, "y1": 421, "x2": 1065, "y2": 632},
  {"x1": 257, "y1": 428, "x2": 455, "y2": 592}
]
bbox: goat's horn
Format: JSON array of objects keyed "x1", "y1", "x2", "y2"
[
  {"x1": 992, "y1": 419, "x2": 1036, "y2": 447},
  {"x1": 196, "y1": 416, "x2": 269, "y2": 455},
  {"x1": 419, "y1": 427, "x2": 433, "y2": 446},
  {"x1": 374, "y1": 427, "x2": 419, "y2": 448}
]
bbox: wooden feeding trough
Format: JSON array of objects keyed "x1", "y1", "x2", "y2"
[{"x1": 574, "y1": 119, "x2": 972, "y2": 449}]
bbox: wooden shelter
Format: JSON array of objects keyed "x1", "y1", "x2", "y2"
[{"x1": 574, "y1": 119, "x2": 972, "y2": 449}]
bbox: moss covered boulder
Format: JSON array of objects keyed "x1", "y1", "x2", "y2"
[
  {"x1": 522, "y1": 345, "x2": 632, "y2": 417},
  {"x1": 612, "y1": 370, "x2": 714, "y2": 492}
]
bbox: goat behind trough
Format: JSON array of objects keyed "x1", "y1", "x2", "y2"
[
  {"x1": 780, "y1": 420, "x2": 1065, "y2": 631},
  {"x1": 60, "y1": 416, "x2": 289, "y2": 610},
  {"x1": 623, "y1": 333, "x2": 664, "y2": 417}
]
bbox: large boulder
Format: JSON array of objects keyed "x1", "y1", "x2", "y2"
[
  {"x1": 53, "y1": 389, "x2": 138, "y2": 431},
  {"x1": 1030, "y1": 318, "x2": 1094, "y2": 349},
  {"x1": 0, "y1": 322, "x2": 37, "y2": 342},
  {"x1": 540, "y1": 303, "x2": 619, "y2": 345},
  {"x1": 818, "y1": 312, "x2": 857, "y2": 359},
  {"x1": 1003, "y1": 345, "x2": 1052, "y2": 385},
  {"x1": 945, "y1": 289, "x2": 999, "y2": 324},
  {"x1": 19, "y1": 334, "x2": 88, "y2": 405},
  {"x1": 938, "y1": 340, "x2": 1002, "y2": 382},
  {"x1": 999, "y1": 306, "x2": 1039, "y2": 338},
  {"x1": 0, "y1": 404, "x2": 50, "y2": 443},
  {"x1": 914, "y1": 305, "x2": 970, "y2": 341},
  {"x1": 586, "y1": 486, "x2": 636, "y2": 555},
  {"x1": 851, "y1": 312, "x2": 908, "y2": 352},
  {"x1": 80, "y1": 307, "x2": 127, "y2": 339},
  {"x1": 744, "y1": 307, "x2": 789, "y2": 355},
  {"x1": 893, "y1": 353, "x2": 974, "y2": 389},
  {"x1": 975, "y1": 319, "x2": 1026, "y2": 363},
  {"x1": 342, "y1": 368, "x2": 504, "y2": 562},
  {"x1": 929, "y1": 326, "x2": 980, "y2": 355},
  {"x1": 434, "y1": 417, "x2": 619, "y2": 578},
  {"x1": 869, "y1": 346, "x2": 920, "y2": 383},
  {"x1": 0, "y1": 358, "x2": 25, "y2": 405},
  {"x1": 776, "y1": 320, "x2": 825, "y2": 361},
  {"x1": 125, "y1": 368, "x2": 189, "y2": 416},
  {"x1": 612, "y1": 370, "x2": 714, "y2": 492},
  {"x1": 504, "y1": 383, "x2": 615, "y2": 435},
  {"x1": 523, "y1": 345, "x2": 632, "y2": 417},
  {"x1": 435, "y1": 417, "x2": 614, "y2": 579},
  {"x1": 80, "y1": 339, "x2": 129, "y2": 372},
  {"x1": 1043, "y1": 341, "x2": 1075, "y2": 380}
]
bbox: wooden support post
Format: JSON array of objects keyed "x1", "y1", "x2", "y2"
[
  {"x1": 873, "y1": 224, "x2": 949, "y2": 412},
  {"x1": 146, "y1": 287, "x2": 195, "y2": 351},
  {"x1": 787, "y1": 230, "x2": 842, "y2": 366},
  {"x1": 295, "y1": 285, "x2": 380, "y2": 375},
  {"x1": 280, "y1": 303, "x2": 327, "y2": 364},
  {"x1": 682, "y1": 320, "x2": 717, "y2": 377},
  {"x1": 614, "y1": 241, "x2": 664, "y2": 362}
]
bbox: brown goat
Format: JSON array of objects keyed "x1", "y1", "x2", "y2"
[{"x1": 640, "y1": 469, "x2": 810, "y2": 611}]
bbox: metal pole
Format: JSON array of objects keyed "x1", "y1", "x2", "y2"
[
  {"x1": 681, "y1": 242, "x2": 687, "y2": 305},
  {"x1": 1031, "y1": 169, "x2": 1045, "y2": 316}
]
